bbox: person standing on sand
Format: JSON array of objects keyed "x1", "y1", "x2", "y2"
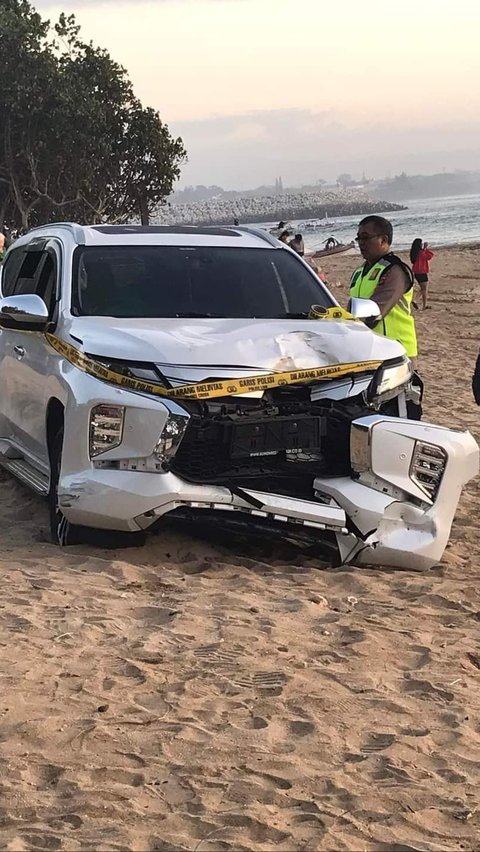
[
  {"x1": 410, "y1": 238, "x2": 434, "y2": 311},
  {"x1": 350, "y1": 215, "x2": 417, "y2": 358},
  {"x1": 289, "y1": 233, "x2": 305, "y2": 256},
  {"x1": 473, "y1": 353, "x2": 480, "y2": 405}
]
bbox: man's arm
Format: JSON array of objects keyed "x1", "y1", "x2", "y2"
[{"x1": 372, "y1": 265, "x2": 410, "y2": 318}]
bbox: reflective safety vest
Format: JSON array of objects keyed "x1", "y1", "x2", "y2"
[{"x1": 349, "y1": 256, "x2": 418, "y2": 357}]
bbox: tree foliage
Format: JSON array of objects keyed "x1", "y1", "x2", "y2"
[{"x1": 0, "y1": 1, "x2": 187, "y2": 230}]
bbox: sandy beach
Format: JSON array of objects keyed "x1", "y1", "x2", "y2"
[{"x1": 0, "y1": 244, "x2": 479, "y2": 852}]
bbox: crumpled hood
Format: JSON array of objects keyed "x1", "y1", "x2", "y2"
[{"x1": 66, "y1": 316, "x2": 405, "y2": 382}]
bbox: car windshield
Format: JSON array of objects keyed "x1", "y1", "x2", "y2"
[{"x1": 71, "y1": 245, "x2": 334, "y2": 318}]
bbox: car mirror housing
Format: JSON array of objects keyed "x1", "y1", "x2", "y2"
[
  {"x1": 0, "y1": 294, "x2": 50, "y2": 330},
  {"x1": 347, "y1": 297, "x2": 381, "y2": 322}
]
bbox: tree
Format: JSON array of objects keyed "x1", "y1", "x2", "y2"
[{"x1": 0, "y1": 2, "x2": 186, "y2": 230}]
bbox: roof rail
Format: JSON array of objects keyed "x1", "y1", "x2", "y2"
[
  {"x1": 235, "y1": 225, "x2": 280, "y2": 247},
  {"x1": 26, "y1": 222, "x2": 86, "y2": 245}
]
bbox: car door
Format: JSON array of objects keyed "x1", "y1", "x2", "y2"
[
  {"x1": 0, "y1": 240, "x2": 60, "y2": 466},
  {"x1": 0, "y1": 243, "x2": 29, "y2": 443}
]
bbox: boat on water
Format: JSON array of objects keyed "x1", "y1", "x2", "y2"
[
  {"x1": 298, "y1": 213, "x2": 336, "y2": 232},
  {"x1": 310, "y1": 240, "x2": 355, "y2": 259}
]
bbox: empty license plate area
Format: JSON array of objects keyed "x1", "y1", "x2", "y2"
[{"x1": 229, "y1": 415, "x2": 325, "y2": 459}]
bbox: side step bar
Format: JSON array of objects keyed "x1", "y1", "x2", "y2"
[{"x1": 0, "y1": 457, "x2": 49, "y2": 495}]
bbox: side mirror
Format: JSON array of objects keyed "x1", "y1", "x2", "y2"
[
  {"x1": 0, "y1": 294, "x2": 49, "y2": 330},
  {"x1": 347, "y1": 297, "x2": 381, "y2": 321}
]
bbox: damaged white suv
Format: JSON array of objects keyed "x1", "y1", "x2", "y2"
[{"x1": 0, "y1": 223, "x2": 477, "y2": 568}]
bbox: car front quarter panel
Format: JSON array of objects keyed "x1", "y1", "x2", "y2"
[{"x1": 58, "y1": 368, "x2": 179, "y2": 479}]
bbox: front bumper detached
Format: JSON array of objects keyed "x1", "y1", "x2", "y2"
[
  {"x1": 316, "y1": 415, "x2": 478, "y2": 569},
  {"x1": 59, "y1": 414, "x2": 478, "y2": 570}
]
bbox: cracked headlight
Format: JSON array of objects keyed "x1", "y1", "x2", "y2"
[
  {"x1": 365, "y1": 357, "x2": 412, "y2": 407},
  {"x1": 89, "y1": 404, "x2": 125, "y2": 457},
  {"x1": 154, "y1": 412, "x2": 189, "y2": 465},
  {"x1": 410, "y1": 441, "x2": 447, "y2": 501}
]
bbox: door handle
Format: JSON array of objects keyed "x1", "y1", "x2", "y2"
[{"x1": 14, "y1": 345, "x2": 25, "y2": 359}]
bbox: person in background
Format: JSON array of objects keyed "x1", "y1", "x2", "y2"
[
  {"x1": 473, "y1": 352, "x2": 480, "y2": 405},
  {"x1": 410, "y1": 238, "x2": 434, "y2": 311},
  {"x1": 289, "y1": 233, "x2": 305, "y2": 256},
  {"x1": 350, "y1": 215, "x2": 417, "y2": 358},
  {"x1": 233, "y1": 217, "x2": 239, "y2": 226},
  {"x1": 324, "y1": 236, "x2": 339, "y2": 250},
  {"x1": 278, "y1": 230, "x2": 290, "y2": 244}
]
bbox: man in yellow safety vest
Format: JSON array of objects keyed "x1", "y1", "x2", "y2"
[{"x1": 349, "y1": 215, "x2": 417, "y2": 358}]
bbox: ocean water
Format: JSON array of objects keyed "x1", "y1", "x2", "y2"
[{"x1": 254, "y1": 193, "x2": 480, "y2": 254}]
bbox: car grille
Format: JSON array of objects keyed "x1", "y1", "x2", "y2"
[{"x1": 170, "y1": 408, "x2": 352, "y2": 489}]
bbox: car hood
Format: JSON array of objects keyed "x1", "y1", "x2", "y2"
[{"x1": 66, "y1": 316, "x2": 405, "y2": 383}]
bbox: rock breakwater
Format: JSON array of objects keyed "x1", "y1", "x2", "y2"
[{"x1": 153, "y1": 188, "x2": 406, "y2": 226}]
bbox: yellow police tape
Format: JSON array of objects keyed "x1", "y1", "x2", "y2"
[{"x1": 46, "y1": 307, "x2": 379, "y2": 401}]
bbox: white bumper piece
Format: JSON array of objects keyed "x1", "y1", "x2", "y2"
[
  {"x1": 59, "y1": 411, "x2": 478, "y2": 570},
  {"x1": 315, "y1": 415, "x2": 479, "y2": 569}
]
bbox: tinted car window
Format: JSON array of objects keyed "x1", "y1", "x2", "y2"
[
  {"x1": 36, "y1": 254, "x2": 57, "y2": 313},
  {"x1": 72, "y1": 246, "x2": 334, "y2": 318},
  {"x1": 10, "y1": 250, "x2": 45, "y2": 296},
  {"x1": 1, "y1": 247, "x2": 26, "y2": 297}
]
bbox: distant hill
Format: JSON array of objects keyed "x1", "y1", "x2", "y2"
[
  {"x1": 173, "y1": 171, "x2": 480, "y2": 205},
  {"x1": 369, "y1": 171, "x2": 480, "y2": 202}
]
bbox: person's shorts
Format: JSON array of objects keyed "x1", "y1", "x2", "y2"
[{"x1": 414, "y1": 273, "x2": 428, "y2": 285}]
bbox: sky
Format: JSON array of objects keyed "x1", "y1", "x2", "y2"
[{"x1": 35, "y1": 0, "x2": 480, "y2": 189}]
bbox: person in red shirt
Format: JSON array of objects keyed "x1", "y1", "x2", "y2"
[{"x1": 410, "y1": 238, "x2": 434, "y2": 310}]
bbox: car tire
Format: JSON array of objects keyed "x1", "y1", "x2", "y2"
[
  {"x1": 49, "y1": 428, "x2": 84, "y2": 545},
  {"x1": 48, "y1": 427, "x2": 147, "y2": 549}
]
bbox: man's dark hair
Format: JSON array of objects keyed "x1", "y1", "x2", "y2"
[{"x1": 359, "y1": 215, "x2": 393, "y2": 244}]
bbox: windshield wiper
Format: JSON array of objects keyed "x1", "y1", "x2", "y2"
[
  {"x1": 174, "y1": 311, "x2": 311, "y2": 319},
  {"x1": 173, "y1": 311, "x2": 226, "y2": 318},
  {"x1": 258, "y1": 311, "x2": 310, "y2": 319}
]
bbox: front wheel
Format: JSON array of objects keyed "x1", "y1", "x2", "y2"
[
  {"x1": 48, "y1": 428, "x2": 84, "y2": 545},
  {"x1": 48, "y1": 427, "x2": 147, "y2": 548}
]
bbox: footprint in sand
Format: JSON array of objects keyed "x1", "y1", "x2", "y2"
[
  {"x1": 402, "y1": 677, "x2": 454, "y2": 703},
  {"x1": 242, "y1": 766, "x2": 293, "y2": 791},
  {"x1": 242, "y1": 716, "x2": 269, "y2": 730},
  {"x1": 21, "y1": 834, "x2": 62, "y2": 851},
  {"x1": 361, "y1": 732, "x2": 396, "y2": 753},
  {"x1": 47, "y1": 814, "x2": 83, "y2": 830},
  {"x1": 289, "y1": 720, "x2": 315, "y2": 737},
  {"x1": 132, "y1": 606, "x2": 178, "y2": 626},
  {"x1": 0, "y1": 612, "x2": 32, "y2": 632},
  {"x1": 231, "y1": 671, "x2": 288, "y2": 692},
  {"x1": 22, "y1": 763, "x2": 65, "y2": 788}
]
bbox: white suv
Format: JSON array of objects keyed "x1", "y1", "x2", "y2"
[{"x1": 0, "y1": 223, "x2": 477, "y2": 568}]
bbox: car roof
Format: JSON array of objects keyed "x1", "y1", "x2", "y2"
[{"x1": 12, "y1": 223, "x2": 280, "y2": 250}]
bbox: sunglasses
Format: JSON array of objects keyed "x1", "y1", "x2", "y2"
[{"x1": 355, "y1": 233, "x2": 385, "y2": 243}]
